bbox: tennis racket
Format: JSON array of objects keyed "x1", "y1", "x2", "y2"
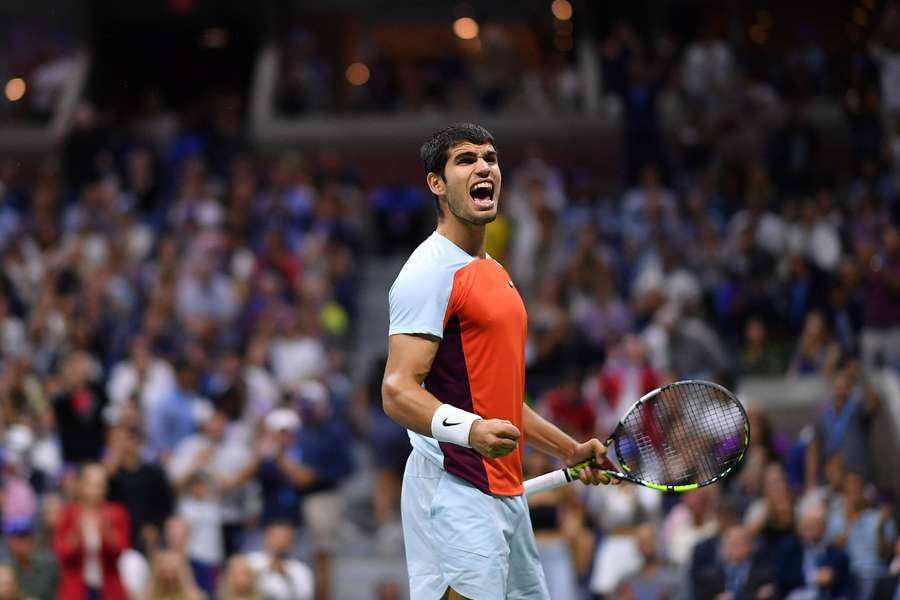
[{"x1": 523, "y1": 380, "x2": 749, "y2": 496}]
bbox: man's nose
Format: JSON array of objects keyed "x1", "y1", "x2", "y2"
[{"x1": 475, "y1": 158, "x2": 491, "y2": 175}]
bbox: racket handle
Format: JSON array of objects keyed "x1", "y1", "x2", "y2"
[
  {"x1": 523, "y1": 469, "x2": 570, "y2": 496},
  {"x1": 523, "y1": 459, "x2": 594, "y2": 497}
]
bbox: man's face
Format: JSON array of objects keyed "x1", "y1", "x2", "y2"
[
  {"x1": 7, "y1": 534, "x2": 33, "y2": 560},
  {"x1": 430, "y1": 141, "x2": 501, "y2": 226},
  {"x1": 266, "y1": 524, "x2": 293, "y2": 557}
]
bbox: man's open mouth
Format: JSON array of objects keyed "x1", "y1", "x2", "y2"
[{"x1": 469, "y1": 181, "x2": 495, "y2": 208}]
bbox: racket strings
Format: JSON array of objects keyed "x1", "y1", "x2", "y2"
[{"x1": 616, "y1": 382, "x2": 747, "y2": 486}]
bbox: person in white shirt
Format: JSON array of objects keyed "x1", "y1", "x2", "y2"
[
  {"x1": 168, "y1": 407, "x2": 254, "y2": 558},
  {"x1": 176, "y1": 472, "x2": 223, "y2": 597},
  {"x1": 245, "y1": 522, "x2": 313, "y2": 600}
]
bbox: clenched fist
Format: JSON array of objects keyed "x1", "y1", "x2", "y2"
[{"x1": 469, "y1": 419, "x2": 520, "y2": 459}]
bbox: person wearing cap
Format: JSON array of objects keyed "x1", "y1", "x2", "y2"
[
  {"x1": 225, "y1": 408, "x2": 308, "y2": 528},
  {"x1": 0, "y1": 516, "x2": 58, "y2": 600}
]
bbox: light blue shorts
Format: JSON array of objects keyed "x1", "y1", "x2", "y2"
[{"x1": 400, "y1": 449, "x2": 550, "y2": 600}]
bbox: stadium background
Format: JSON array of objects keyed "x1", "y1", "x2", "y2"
[{"x1": 1, "y1": 0, "x2": 900, "y2": 598}]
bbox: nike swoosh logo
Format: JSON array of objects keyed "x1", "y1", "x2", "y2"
[{"x1": 442, "y1": 418, "x2": 461, "y2": 427}]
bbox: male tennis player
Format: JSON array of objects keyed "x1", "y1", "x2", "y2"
[{"x1": 383, "y1": 123, "x2": 615, "y2": 600}]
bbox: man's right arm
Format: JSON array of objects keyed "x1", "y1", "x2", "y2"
[{"x1": 381, "y1": 333, "x2": 519, "y2": 459}]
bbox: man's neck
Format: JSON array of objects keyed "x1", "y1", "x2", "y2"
[{"x1": 436, "y1": 219, "x2": 486, "y2": 258}]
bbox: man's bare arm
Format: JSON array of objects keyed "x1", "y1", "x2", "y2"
[
  {"x1": 523, "y1": 404, "x2": 615, "y2": 485},
  {"x1": 382, "y1": 333, "x2": 520, "y2": 458}
]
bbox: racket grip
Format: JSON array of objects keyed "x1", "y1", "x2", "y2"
[{"x1": 523, "y1": 469, "x2": 570, "y2": 496}]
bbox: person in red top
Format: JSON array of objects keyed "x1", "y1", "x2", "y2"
[
  {"x1": 383, "y1": 123, "x2": 617, "y2": 600},
  {"x1": 54, "y1": 463, "x2": 131, "y2": 600}
]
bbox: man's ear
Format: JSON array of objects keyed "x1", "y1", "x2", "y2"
[{"x1": 426, "y1": 172, "x2": 445, "y2": 196}]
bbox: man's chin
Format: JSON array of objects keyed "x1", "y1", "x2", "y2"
[{"x1": 469, "y1": 212, "x2": 497, "y2": 225}]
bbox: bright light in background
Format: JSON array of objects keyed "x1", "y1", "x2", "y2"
[
  {"x1": 201, "y1": 27, "x2": 229, "y2": 49},
  {"x1": 551, "y1": 0, "x2": 573, "y2": 21},
  {"x1": 453, "y1": 17, "x2": 479, "y2": 40},
  {"x1": 346, "y1": 62, "x2": 370, "y2": 86},
  {"x1": 5, "y1": 78, "x2": 25, "y2": 102}
]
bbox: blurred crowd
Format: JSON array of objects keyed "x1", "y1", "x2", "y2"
[
  {"x1": 0, "y1": 2, "x2": 900, "y2": 600},
  {"x1": 276, "y1": 23, "x2": 581, "y2": 116}
]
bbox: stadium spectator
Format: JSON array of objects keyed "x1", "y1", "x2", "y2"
[
  {"x1": 693, "y1": 524, "x2": 778, "y2": 600},
  {"x1": 245, "y1": 522, "x2": 314, "y2": 600},
  {"x1": 0, "y1": 516, "x2": 58, "y2": 600},
  {"x1": 788, "y1": 311, "x2": 842, "y2": 376},
  {"x1": 53, "y1": 463, "x2": 130, "y2": 600},
  {"x1": 105, "y1": 424, "x2": 174, "y2": 554},
  {"x1": 238, "y1": 408, "x2": 307, "y2": 527},
  {"x1": 167, "y1": 407, "x2": 253, "y2": 558},
  {"x1": 805, "y1": 368, "x2": 880, "y2": 486},
  {"x1": 776, "y1": 501, "x2": 854, "y2": 599},
  {"x1": 582, "y1": 334, "x2": 660, "y2": 435},
  {"x1": 141, "y1": 550, "x2": 204, "y2": 600},
  {"x1": 616, "y1": 522, "x2": 683, "y2": 600},
  {"x1": 173, "y1": 473, "x2": 223, "y2": 597},
  {"x1": 585, "y1": 481, "x2": 662, "y2": 596},
  {"x1": 689, "y1": 495, "x2": 744, "y2": 595},
  {"x1": 660, "y1": 486, "x2": 719, "y2": 567},
  {"x1": 51, "y1": 352, "x2": 108, "y2": 464},
  {"x1": 292, "y1": 380, "x2": 354, "y2": 599},
  {"x1": 860, "y1": 222, "x2": 900, "y2": 370},
  {"x1": 745, "y1": 463, "x2": 797, "y2": 556},
  {"x1": 217, "y1": 555, "x2": 262, "y2": 600},
  {"x1": 0, "y1": 565, "x2": 31, "y2": 600},
  {"x1": 826, "y1": 471, "x2": 897, "y2": 598},
  {"x1": 737, "y1": 317, "x2": 787, "y2": 376}
]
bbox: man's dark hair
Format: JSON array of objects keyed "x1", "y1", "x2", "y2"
[{"x1": 420, "y1": 123, "x2": 495, "y2": 218}]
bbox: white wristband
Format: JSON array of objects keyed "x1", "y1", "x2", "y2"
[{"x1": 431, "y1": 404, "x2": 482, "y2": 448}]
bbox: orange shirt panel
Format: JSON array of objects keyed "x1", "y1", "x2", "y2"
[{"x1": 450, "y1": 258, "x2": 527, "y2": 495}]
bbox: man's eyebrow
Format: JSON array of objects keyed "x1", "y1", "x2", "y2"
[{"x1": 453, "y1": 149, "x2": 498, "y2": 160}]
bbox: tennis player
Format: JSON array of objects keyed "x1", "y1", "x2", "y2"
[{"x1": 383, "y1": 123, "x2": 615, "y2": 600}]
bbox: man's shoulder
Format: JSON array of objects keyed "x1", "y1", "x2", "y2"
[{"x1": 393, "y1": 233, "x2": 473, "y2": 286}]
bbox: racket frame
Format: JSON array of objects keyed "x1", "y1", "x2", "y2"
[{"x1": 524, "y1": 380, "x2": 750, "y2": 496}]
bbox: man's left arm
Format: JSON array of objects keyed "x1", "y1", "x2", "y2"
[{"x1": 522, "y1": 404, "x2": 615, "y2": 485}]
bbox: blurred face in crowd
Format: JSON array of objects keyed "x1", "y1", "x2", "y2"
[
  {"x1": 634, "y1": 523, "x2": 658, "y2": 561},
  {"x1": 722, "y1": 525, "x2": 753, "y2": 565},
  {"x1": 798, "y1": 503, "x2": 827, "y2": 546},
  {"x1": 152, "y1": 551, "x2": 184, "y2": 591},
  {"x1": 187, "y1": 476, "x2": 210, "y2": 500},
  {"x1": 831, "y1": 372, "x2": 852, "y2": 405},
  {"x1": 0, "y1": 566, "x2": 19, "y2": 600},
  {"x1": 164, "y1": 517, "x2": 190, "y2": 553},
  {"x1": 842, "y1": 472, "x2": 866, "y2": 510},
  {"x1": 204, "y1": 410, "x2": 228, "y2": 441},
  {"x1": 824, "y1": 453, "x2": 846, "y2": 491},
  {"x1": 7, "y1": 532, "x2": 34, "y2": 563},
  {"x1": 225, "y1": 555, "x2": 257, "y2": 595},
  {"x1": 265, "y1": 523, "x2": 294, "y2": 558},
  {"x1": 41, "y1": 494, "x2": 63, "y2": 531},
  {"x1": 79, "y1": 464, "x2": 108, "y2": 506},
  {"x1": 745, "y1": 318, "x2": 766, "y2": 346},
  {"x1": 428, "y1": 141, "x2": 500, "y2": 227},
  {"x1": 121, "y1": 427, "x2": 144, "y2": 465}
]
